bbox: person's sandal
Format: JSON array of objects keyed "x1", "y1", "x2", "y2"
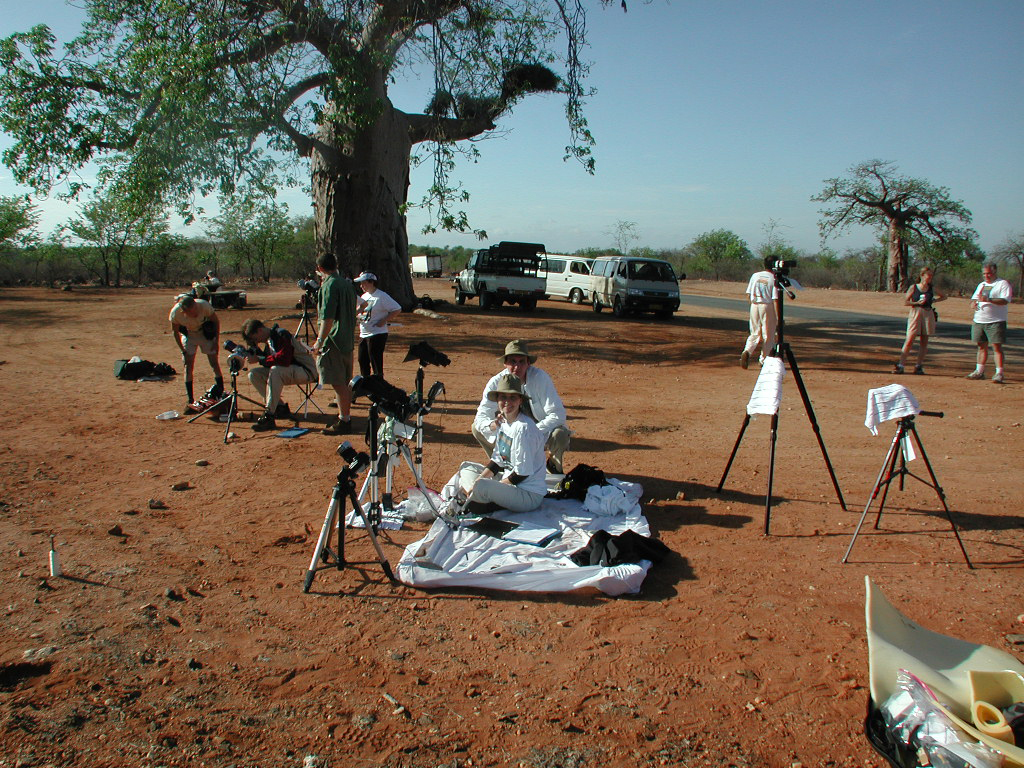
[
  {"x1": 913, "y1": 365, "x2": 925, "y2": 375},
  {"x1": 892, "y1": 363, "x2": 904, "y2": 374}
]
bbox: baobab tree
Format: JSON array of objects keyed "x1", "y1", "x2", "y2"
[{"x1": 813, "y1": 160, "x2": 975, "y2": 292}]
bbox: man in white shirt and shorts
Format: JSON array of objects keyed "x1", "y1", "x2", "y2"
[{"x1": 967, "y1": 262, "x2": 1013, "y2": 383}]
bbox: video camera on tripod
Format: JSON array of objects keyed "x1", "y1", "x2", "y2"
[
  {"x1": 296, "y1": 276, "x2": 320, "y2": 310},
  {"x1": 223, "y1": 339, "x2": 262, "y2": 373},
  {"x1": 404, "y1": 340, "x2": 450, "y2": 368},
  {"x1": 337, "y1": 440, "x2": 371, "y2": 474},
  {"x1": 350, "y1": 374, "x2": 414, "y2": 422}
]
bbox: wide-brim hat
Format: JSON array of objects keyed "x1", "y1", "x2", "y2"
[
  {"x1": 354, "y1": 271, "x2": 378, "y2": 284},
  {"x1": 487, "y1": 373, "x2": 529, "y2": 402},
  {"x1": 498, "y1": 339, "x2": 536, "y2": 363}
]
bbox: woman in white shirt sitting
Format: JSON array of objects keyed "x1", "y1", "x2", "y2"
[{"x1": 457, "y1": 373, "x2": 547, "y2": 514}]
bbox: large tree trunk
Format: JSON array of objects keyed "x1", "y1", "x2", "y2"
[
  {"x1": 311, "y1": 101, "x2": 415, "y2": 308},
  {"x1": 886, "y1": 222, "x2": 910, "y2": 292}
]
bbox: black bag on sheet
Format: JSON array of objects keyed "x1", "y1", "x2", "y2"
[
  {"x1": 114, "y1": 359, "x2": 176, "y2": 380},
  {"x1": 569, "y1": 529, "x2": 671, "y2": 568},
  {"x1": 549, "y1": 463, "x2": 608, "y2": 501}
]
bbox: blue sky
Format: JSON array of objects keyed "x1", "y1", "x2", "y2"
[{"x1": 1, "y1": 0, "x2": 1022, "y2": 255}]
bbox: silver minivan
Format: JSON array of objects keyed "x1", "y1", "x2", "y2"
[
  {"x1": 539, "y1": 255, "x2": 594, "y2": 304},
  {"x1": 590, "y1": 256, "x2": 681, "y2": 319}
]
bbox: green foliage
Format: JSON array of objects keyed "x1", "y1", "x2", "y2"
[
  {"x1": 204, "y1": 191, "x2": 294, "y2": 282},
  {"x1": 683, "y1": 229, "x2": 752, "y2": 280},
  {"x1": 0, "y1": 194, "x2": 39, "y2": 249}
]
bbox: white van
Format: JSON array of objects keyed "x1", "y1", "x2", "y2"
[
  {"x1": 590, "y1": 256, "x2": 681, "y2": 319},
  {"x1": 539, "y1": 255, "x2": 594, "y2": 304}
]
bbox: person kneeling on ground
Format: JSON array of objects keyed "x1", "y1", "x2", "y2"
[
  {"x1": 472, "y1": 339, "x2": 570, "y2": 474},
  {"x1": 456, "y1": 374, "x2": 547, "y2": 515},
  {"x1": 241, "y1": 319, "x2": 317, "y2": 432}
]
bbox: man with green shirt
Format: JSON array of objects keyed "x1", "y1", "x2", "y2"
[{"x1": 311, "y1": 252, "x2": 357, "y2": 435}]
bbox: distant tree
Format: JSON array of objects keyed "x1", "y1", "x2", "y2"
[
  {"x1": 67, "y1": 183, "x2": 171, "y2": 286},
  {"x1": 607, "y1": 220, "x2": 639, "y2": 254},
  {"x1": 0, "y1": 1, "x2": 611, "y2": 307},
  {"x1": 0, "y1": 194, "x2": 38, "y2": 250},
  {"x1": 912, "y1": 235, "x2": 983, "y2": 280},
  {"x1": 685, "y1": 229, "x2": 751, "y2": 280},
  {"x1": 813, "y1": 160, "x2": 975, "y2": 292},
  {"x1": 992, "y1": 231, "x2": 1024, "y2": 297},
  {"x1": 205, "y1": 192, "x2": 294, "y2": 282}
]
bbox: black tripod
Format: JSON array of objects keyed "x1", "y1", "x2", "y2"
[
  {"x1": 186, "y1": 365, "x2": 262, "y2": 443},
  {"x1": 718, "y1": 270, "x2": 846, "y2": 533},
  {"x1": 302, "y1": 441, "x2": 397, "y2": 593},
  {"x1": 293, "y1": 298, "x2": 325, "y2": 419},
  {"x1": 842, "y1": 412, "x2": 972, "y2": 567}
]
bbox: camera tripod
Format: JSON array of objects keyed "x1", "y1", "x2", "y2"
[
  {"x1": 717, "y1": 271, "x2": 846, "y2": 533},
  {"x1": 302, "y1": 443, "x2": 396, "y2": 593},
  {"x1": 842, "y1": 411, "x2": 972, "y2": 568},
  {"x1": 187, "y1": 367, "x2": 262, "y2": 443},
  {"x1": 292, "y1": 301, "x2": 325, "y2": 419}
]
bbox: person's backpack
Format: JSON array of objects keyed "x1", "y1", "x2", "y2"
[{"x1": 550, "y1": 463, "x2": 608, "y2": 501}]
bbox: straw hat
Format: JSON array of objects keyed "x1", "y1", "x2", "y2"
[
  {"x1": 498, "y1": 339, "x2": 536, "y2": 363},
  {"x1": 486, "y1": 373, "x2": 529, "y2": 402}
]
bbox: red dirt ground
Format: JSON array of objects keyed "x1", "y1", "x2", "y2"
[{"x1": 1, "y1": 278, "x2": 1021, "y2": 768}]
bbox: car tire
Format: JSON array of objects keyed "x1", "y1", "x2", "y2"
[
  {"x1": 569, "y1": 288, "x2": 583, "y2": 305},
  {"x1": 520, "y1": 298, "x2": 537, "y2": 312},
  {"x1": 592, "y1": 296, "x2": 602, "y2": 313},
  {"x1": 455, "y1": 290, "x2": 466, "y2": 305},
  {"x1": 612, "y1": 296, "x2": 626, "y2": 318},
  {"x1": 480, "y1": 291, "x2": 494, "y2": 310}
]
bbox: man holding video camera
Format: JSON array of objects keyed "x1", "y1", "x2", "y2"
[
  {"x1": 472, "y1": 339, "x2": 570, "y2": 474},
  {"x1": 311, "y1": 252, "x2": 357, "y2": 435},
  {"x1": 169, "y1": 294, "x2": 224, "y2": 412},
  {"x1": 240, "y1": 318, "x2": 317, "y2": 432},
  {"x1": 741, "y1": 256, "x2": 780, "y2": 369}
]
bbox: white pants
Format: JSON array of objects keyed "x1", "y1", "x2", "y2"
[
  {"x1": 248, "y1": 365, "x2": 315, "y2": 413},
  {"x1": 744, "y1": 303, "x2": 777, "y2": 357},
  {"x1": 458, "y1": 464, "x2": 544, "y2": 514}
]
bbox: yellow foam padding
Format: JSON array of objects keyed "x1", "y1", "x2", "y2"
[{"x1": 865, "y1": 576, "x2": 1024, "y2": 766}]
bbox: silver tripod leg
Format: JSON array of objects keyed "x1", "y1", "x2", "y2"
[{"x1": 303, "y1": 494, "x2": 342, "y2": 592}]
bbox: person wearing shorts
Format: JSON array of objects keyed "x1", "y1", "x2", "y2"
[
  {"x1": 967, "y1": 262, "x2": 1012, "y2": 383},
  {"x1": 169, "y1": 295, "x2": 223, "y2": 411},
  {"x1": 311, "y1": 252, "x2": 357, "y2": 434},
  {"x1": 893, "y1": 267, "x2": 946, "y2": 375}
]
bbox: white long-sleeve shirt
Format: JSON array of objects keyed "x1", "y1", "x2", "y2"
[{"x1": 473, "y1": 366, "x2": 567, "y2": 441}]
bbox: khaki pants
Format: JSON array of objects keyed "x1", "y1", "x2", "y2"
[
  {"x1": 249, "y1": 365, "x2": 315, "y2": 414},
  {"x1": 457, "y1": 464, "x2": 544, "y2": 514}
]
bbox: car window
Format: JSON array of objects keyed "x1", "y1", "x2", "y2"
[
  {"x1": 545, "y1": 259, "x2": 565, "y2": 273},
  {"x1": 571, "y1": 261, "x2": 590, "y2": 275}
]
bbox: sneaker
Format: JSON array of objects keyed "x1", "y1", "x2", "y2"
[
  {"x1": 321, "y1": 418, "x2": 352, "y2": 436},
  {"x1": 913, "y1": 365, "x2": 924, "y2": 375},
  {"x1": 274, "y1": 401, "x2": 291, "y2": 419},
  {"x1": 892, "y1": 363, "x2": 904, "y2": 374},
  {"x1": 251, "y1": 413, "x2": 277, "y2": 432},
  {"x1": 205, "y1": 383, "x2": 224, "y2": 399},
  {"x1": 966, "y1": 370, "x2": 984, "y2": 380},
  {"x1": 992, "y1": 372, "x2": 1004, "y2": 383},
  {"x1": 184, "y1": 402, "x2": 202, "y2": 415},
  {"x1": 740, "y1": 351, "x2": 750, "y2": 369}
]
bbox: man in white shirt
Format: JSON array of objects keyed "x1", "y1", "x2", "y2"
[
  {"x1": 966, "y1": 262, "x2": 1013, "y2": 383},
  {"x1": 741, "y1": 257, "x2": 779, "y2": 369},
  {"x1": 472, "y1": 340, "x2": 571, "y2": 474}
]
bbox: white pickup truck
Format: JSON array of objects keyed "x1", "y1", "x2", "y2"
[{"x1": 453, "y1": 241, "x2": 546, "y2": 311}]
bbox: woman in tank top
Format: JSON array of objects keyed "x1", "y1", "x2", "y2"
[{"x1": 893, "y1": 267, "x2": 946, "y2": 375}]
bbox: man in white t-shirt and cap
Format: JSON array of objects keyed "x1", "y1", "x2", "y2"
[
  {"x1": 966, "y1": 262, "x2": 1013, "y2": 383},
  {"x1": 472, "y1": 339, "x2": 571, "y2": 474},
  {"x1": 741, "y1": 256, "x2": 779, "y2": 369}
]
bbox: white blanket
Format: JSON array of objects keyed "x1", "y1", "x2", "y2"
[{"x1": 396, "y1": 479, "x2": 655, "y2": 596}]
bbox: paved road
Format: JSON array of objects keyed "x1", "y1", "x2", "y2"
[{"x1": 683, "y1": 292, "x2": 1024, "y2": 342}]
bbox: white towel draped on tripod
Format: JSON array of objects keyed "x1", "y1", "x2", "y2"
[
  {"x1": 746, "y1": 357, "x2": 785, "y2": 416},
  {"x1": 864, "y1": 384, "x2": 920, "y2": 435}
]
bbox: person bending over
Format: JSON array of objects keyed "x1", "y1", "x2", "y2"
[
  {"x1": 472, "y1": 339, "x2": 570, "y2": 474},
  {"x1": 169, "y1": 294, "x2": 223, "y2": 412},
  {"x1": 457, "y1": 374, "x2": 547, "y2": 515},
  {"x1": 241, "y1": 318, "x2": 317, "y2": 432},
  {"x1": 354, "y1": 271, "x2": 402, "y2": 378}
]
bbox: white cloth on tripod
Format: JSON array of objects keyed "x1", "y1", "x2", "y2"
[
  {"x1": 864, "y1": 384, "x2": 920, "y2": 435},
  {"x1": 746, "y1": 356, "x2": 785, "y2": 415}
]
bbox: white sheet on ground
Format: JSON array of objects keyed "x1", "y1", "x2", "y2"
[{"x1": 396, "y1": 478, "x2": 654, "y2": 596}]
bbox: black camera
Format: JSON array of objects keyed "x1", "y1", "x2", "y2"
[
  {"x1": 404, "y1": 341, "x2": 450, "y2": 367},
  {"x1": 349, "y1": 374, "x2": 414, "y2": 421},
  {"x1": 337, "y1": 440, "x2": 371, "y2": 473},
  {"x1": 223, "y1": 339, "x2": 260, "y2": 373},
  {"x1": 772, "y1": 259, "x2": 797, "y2": 275}
]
